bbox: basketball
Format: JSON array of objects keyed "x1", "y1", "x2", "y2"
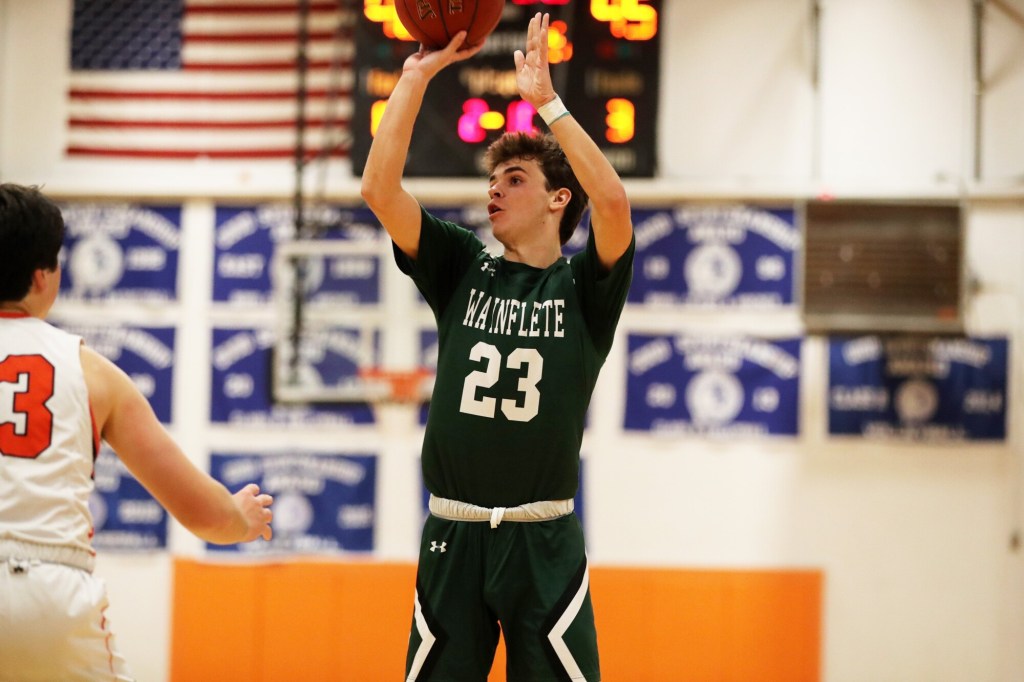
[{"x1": 394, "y1": 0, "x2": 505, "y2": 50}]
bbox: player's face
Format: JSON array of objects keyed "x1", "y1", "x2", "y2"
[{"x1": 486, "y1": 158, "x2": 557, "y2": 247}]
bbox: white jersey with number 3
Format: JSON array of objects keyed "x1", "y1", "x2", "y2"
[
  {"x1": 0, "y1": 313, "x2": 134, "y2": 681},
  {"x1": 0, "y1": 312, "x2": 98, "y2": 563}
]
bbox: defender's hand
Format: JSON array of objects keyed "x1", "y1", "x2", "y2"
[{"x1": 234, "y1": 483, "x2": 274, "y2": 542}]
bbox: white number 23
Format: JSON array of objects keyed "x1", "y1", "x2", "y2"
[{"x1": 459, "y1": 342, "x2": 543, "y2": 422}]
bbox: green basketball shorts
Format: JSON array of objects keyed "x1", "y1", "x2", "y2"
[{"x1": 405, "y1": 505, "x2": 599, "y2": 682}]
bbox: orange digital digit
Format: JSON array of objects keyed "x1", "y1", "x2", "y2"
[
  {"x1": 370, "y1": 100, "x2": 388, "y2": 136},
  {"x1": 364, "y1": 0, "x2": 415, "y2": 41},
  {"x1": 590, "y1": 0, "x2": 658, "y2": 41},
  {"x1": 480, "y1": 110, "x2": 505, "y2": 132},
  {"x1": 605, "y1": 98, "x2": 635, "y2": 143},
  {"x1": 547, "y1": 20, "x2": 573, "y2": 64}
]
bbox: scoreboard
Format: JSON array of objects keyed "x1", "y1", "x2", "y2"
[{"x1": 351, "y1": 0, "x2": 661, "y2": 178}]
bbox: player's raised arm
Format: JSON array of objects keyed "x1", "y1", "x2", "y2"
[
  {"x1": 515, "y1": 12, "x2": 633, "y2": 269},
  {"x1": 360, "y1": 33, "x2": 482, "y2": 259},
  {"x1": 82, "y1": 346, "x2": 274, "y2": 545}
]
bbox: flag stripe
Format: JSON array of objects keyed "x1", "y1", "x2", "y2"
[
  {"x1": 67, "y1": 127, "x2": 347, "y2": 147},
  {"x1": 65, "y1": 147, "x2": 345, "y2": 159},
  {"x1": 69, "y1": 70, "x2": 351, "y2": 91},
  {"x1": 68, "y1": 117, "x2": 349, "y2": 130},
  {"x1": 182, "y1": 42, "x2": 352, "y2": 62},
  {"x1": 181, "y1": 58, "x2": 347, "y2": 71},
  {"x1": 183, "y1": 30, "x2": 341, "y2": 42},
  {"x1": 69, "y1": 88, "x2": 347, "y2": 101},
  {"x1": 69, "y1": 99, "x2": 352, "y2": 122},
  {"x1": 183, "y1": 14, "x2": 350, "y2": 33},
  {"x1": 185, "y1": 3, "x2": 349, "y2": 14}
]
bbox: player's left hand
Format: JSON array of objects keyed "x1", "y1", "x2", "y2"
[{"x1": 514, "y1": 12, "x2": 556, "y2": 109}]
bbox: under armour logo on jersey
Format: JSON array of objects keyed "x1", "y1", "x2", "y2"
[
  {"x1": 430, "y1": 541, "x2": 447, "y2": 553},
  {"x1": 481, "y1": 261, "x2": 496, "y2": 276}
]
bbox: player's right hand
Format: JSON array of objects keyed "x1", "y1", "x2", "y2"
[
  {"x1": 404, "y1": 31, "x2": 482, "y2": 77},
  {"x1": 234, "y1": 483, "x2": 274, "y2": 542}
]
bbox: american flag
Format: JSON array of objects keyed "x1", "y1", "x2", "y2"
[{"x1": 67, "y1": 0, "x2": 353, "y2": 160}]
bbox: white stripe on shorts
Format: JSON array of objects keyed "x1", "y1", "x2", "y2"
[
  {"x1": 546, "y1": 560, "x2": 591, "y2": 680},
  {"x1": 405, "y1": 589, "x2": 436, "y2": 682}
]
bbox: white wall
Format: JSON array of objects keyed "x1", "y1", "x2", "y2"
[{"x1": 3, "y1": 1, "x2": 1024, "y2": 681}]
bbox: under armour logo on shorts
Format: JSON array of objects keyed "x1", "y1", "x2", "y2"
[{"x1": 430, "y1": 541, "x2": 447, "y2": 553}]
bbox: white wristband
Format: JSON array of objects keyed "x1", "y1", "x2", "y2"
[{"x1": 536, "y1": 95, "x2": 570, "y2": 126}]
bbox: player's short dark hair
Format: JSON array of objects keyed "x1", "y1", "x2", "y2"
[
  {"x1": 0, "y1": 183, "x2": 65, "y2": 301},
  {"x1": 484, "y1": 132, "x2": 588, "y2": 245}
]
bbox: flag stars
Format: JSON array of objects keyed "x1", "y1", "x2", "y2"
[{"x1": 71, "y1": 0, "x2": 183, "y2": 71}]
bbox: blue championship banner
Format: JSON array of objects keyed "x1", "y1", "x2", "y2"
[
  {"x1": 630, "y1": 205, "x2": 797, "y2": 305},
  {"x1": 57, "y1": 324, "x2": 175, "y2": 424},
  {"x1": 828, "y1": 336, "x2": 1009, "y2": 440},
  {"x1": 211, "y1": 327, "x2": 375, "y2": 425},
  {"x1": 625, "y1": 334, "x2": 801, "y2": 435},
  {"x1": 208, "y1": 453, "x2": 376, "y2": 554},
  {"x1": 213, "y1": 205, "x2": 382, "y2": 305},
  {"x1": 59, "y1": 204, "x2": 181, "y2": 301},
  {"x1": 89, "y1": 447, "x2": 167, "y2": 551}
]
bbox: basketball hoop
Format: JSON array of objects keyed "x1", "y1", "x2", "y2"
[{"x1": 357, "y1": 367, "x2": 433, "y2": 403}]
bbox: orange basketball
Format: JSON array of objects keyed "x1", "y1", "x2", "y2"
[{"x1": 394, "y1": 0, "x2": 505, "y2": 50}]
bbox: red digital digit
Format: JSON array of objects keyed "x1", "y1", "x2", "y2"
[
  {"x1": 506, "y1": 101, "x2": 538, "y2": 135},
  {"x1": 458, "y1": 99, "x2": 506, "y2": 143},
  {"x1": 0, "y1": 355, "x2": 55, "y2": 459},
  {"x1": 458, "y1": 99, "x2": 490, "y2": 143}
]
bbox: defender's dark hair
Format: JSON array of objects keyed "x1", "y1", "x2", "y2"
[
  {"x1": 483, "y1": 132, "x2": 588, "y2": 245},
  {"x1": 0, "y1": 183, "x2": 65, "y2": 301}
]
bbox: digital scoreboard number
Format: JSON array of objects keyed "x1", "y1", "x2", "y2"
[{"x1": 351, "y1": 0, "x2": 661, "y2": 178}]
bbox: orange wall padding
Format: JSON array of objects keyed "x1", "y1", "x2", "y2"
[{"x1": 170, "y1": 559, "x2": 821, "y2": 681}]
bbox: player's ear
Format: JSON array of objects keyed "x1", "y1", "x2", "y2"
[
  {"x1": 30, "y1": 266, "x2": 60, "y2": 296},
  {"x1": 30, "y1": 268, "x2": 48, "y2": 293},
  {"x1": 550, "y1": 188, "x2": 571, "y2": 210}
]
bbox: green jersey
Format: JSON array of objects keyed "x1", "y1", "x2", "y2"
[{"x1": 395, "y1": 207, "x2": 634, "y2": 507}]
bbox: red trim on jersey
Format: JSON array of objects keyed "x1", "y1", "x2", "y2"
[
  {"x1": 89, "y1": 400, "x2": 99, "y2": 553},
  {"x1": 89, "y1": 404, "x2": 101, "y2": 459},
  {"x1": 101, "y1": 606, "x2": 116, "y2": 675},
  {"x1": 0, "y1": 311, "x2": 30, "y2": 318}
]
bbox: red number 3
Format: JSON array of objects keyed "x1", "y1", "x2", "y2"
[{"x1": 0, "y1": 355, "x2": 55, "y2": 459}]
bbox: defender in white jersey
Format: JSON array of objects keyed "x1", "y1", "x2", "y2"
[{"x1": 0, "y1": 183, "x2": 275, "y2": 681}]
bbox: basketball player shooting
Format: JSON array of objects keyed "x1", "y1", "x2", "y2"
[
  {"x1": 361, "y1": 12, "x2": 634, "y2": 682},
  {"x1": 0, "y1": 183, "x2": 274, "y2": 680}
]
